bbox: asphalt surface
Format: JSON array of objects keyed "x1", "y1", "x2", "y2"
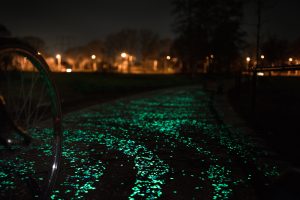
[{"x1": 0, "y1": 85, "x2": 293, "y2": 199}]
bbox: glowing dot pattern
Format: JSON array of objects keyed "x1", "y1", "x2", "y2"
[{"x1": 0, "y1": 86, "x2": 284, "y2": 199}]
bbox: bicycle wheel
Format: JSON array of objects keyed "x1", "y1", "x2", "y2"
[{"x1": 0, "y1": 38, "x2": 62, "y2": 199}]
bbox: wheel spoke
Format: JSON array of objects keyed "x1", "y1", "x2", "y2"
[{"x1": 0, "y1": 40, "x2": 62, "y2": 199}]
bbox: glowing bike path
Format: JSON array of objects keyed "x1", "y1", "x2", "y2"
[{"x1": 1, "y1": 86, "x2": 285, "y2": 199}]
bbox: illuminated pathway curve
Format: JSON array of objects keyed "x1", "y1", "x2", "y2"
[{"x1": 0, "y1": 86, "x2": 286, "y2": 199}]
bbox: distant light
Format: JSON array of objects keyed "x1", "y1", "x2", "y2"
[
  {"x1": 166, "y1": 56, "x2": 171, "y2": 60},
  {"x1": 210, "y1": 54, "x2": 214, "y2": 59},
  {"x1": 246, "y1": 57, "x2": 251, "y2": 62},
  {"x1": 37, "y1": 51, "x2": 41, "y2": 55},
  {"x1": 7, "y1": 139, "x2": 12, "y2": 144},
  {"x1": 289, "y1": 57, "x2": 293, "y2": 62},
  {"x1": 91, "y1": 55, "x2": 96, "y2": 59},
  {"x1": 172, "y1": 57, "x2": 178, "y2": 62},
  {"x1": 257, "y1": 72, "x2": 264, "y2": 76},
  {"x1": 66, "y1": 69, "x2": 72, "y2": 73},
  {"x1": 56, "y1": 54, "x2": 61, "y2": 59},
  {"x1": 261, "y1": 55, "x2": 265, "y2": 59},
  {"x1": 121, "y1": 52, "x2": 127, "y2": 58}
]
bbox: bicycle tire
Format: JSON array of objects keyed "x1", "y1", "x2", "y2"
[{"x1": 0, "y1": 38, "x2": 62, "y2": 199}]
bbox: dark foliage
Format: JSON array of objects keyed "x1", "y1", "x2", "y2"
[{"x1": 171, "y1": 0, "x2": 245, "y2": 73}]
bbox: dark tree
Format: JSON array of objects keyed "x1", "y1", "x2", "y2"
[
  {"x1": 171, "y1": 0, "x2": 208, "y2": 73},
  {"x1": 139, "y1": 29, "x2": 160, "y2": 61},
  {"x1": 64, "y1": 40, "x2": 106, "y2": 69},
  {"x1": 208, "y1": 0, "x2": 245, "y2": 72},
  {"x1": 22, "y1": 36, "x2": 47, "y2": 53},
  {"x1": 104, "y1": 29, "x2": 139, "y2": 62},
  {"x1": 261, "y1": 36, "x2": 289, "y2": 66},
  {"x1": 104, "y1": 29, "x2": 170, "y2": 65},
  {"x1": 84, "y1": 40, "x2": 106, "y2": 57},
  {"x1": 65, "y1": 40, "x2": 105, "y2": 58},
  {"x1": 171, "y1": 0, "x2": 245, "y2": 73},
  {"x1": 289, "y1": 37, "x2": 300, "y2": 59},
  {"x1": 159, "y1": 38, "x2": 173, "y2": 58}
]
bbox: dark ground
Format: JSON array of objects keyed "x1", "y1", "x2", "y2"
[
  {"x1": 52, "y1": 73, "x2": 203, "y2": 113},
  {"x1": 228, "y1": 75, "x2": 300, "y2": 167}
]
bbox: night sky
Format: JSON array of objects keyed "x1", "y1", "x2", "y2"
[
  {"x1": 0, "y1": 0, "x2": 173, "y2": 50},
  {"x1": 244, "y1": 0, "x2": 300, "y2": 43},
  {"x1": 1, "y1": 0, "x2": 300, "y2": 51}
]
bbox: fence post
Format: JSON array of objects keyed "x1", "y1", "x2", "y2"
[{"x1": 251, "y1": 69, "x2": 257, "y2": 111}]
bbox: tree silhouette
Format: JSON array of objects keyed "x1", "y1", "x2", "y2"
[
  {"x1": 64, "y1": 40, "x2": 106, "y2": 70},
  {"x1": 289, "y1": 37, "x2": 300, "y2": 59},
  {"x1": 22, "y1": 36, "x2": 47, "y2": 53},
  {"x1": 104, "y1": 29, "x2": 139, "y2": 62},
  {"x1": 171, "y1": 0, "x2": 245, "y2": 73},
  {"x1": 139, "y1": 29, "x2": 160, "y2": 61},
  {"x1": 261, "y1": 36, "x2": 288, "y2": 66},
  {"x1": 104, "y1": 29, "x2": 168, "y2": 64}
]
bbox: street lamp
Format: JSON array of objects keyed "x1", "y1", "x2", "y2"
[
  {"x1": 56, "y1": 54, "x2": 61, "y2": 71},
  {"x1": 260, "y1": 55, "x2": 264, "y2": 66},
  {"x1": 165, "y1": 56, "x2": 172, "y2": 73},
  {"x1": 91, "y1": 55, "x2": 97, "y2": 71},
  {"x1": 121, "y1": 52, "x2": 127, "y2": 58},
  {"x1": 120, "y1": 52, "x2": 132, "y2": 73},
  {"x1": 246, "y1": 57, "x2": 251, "y2": 69}
]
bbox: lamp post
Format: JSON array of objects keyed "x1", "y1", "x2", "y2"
[
  {"x1": 246, "y1": 57, "x2": 251, "y2": 69},
  {"x1": 121, "y1": 52, "x2": 131, "y2": 73},
  {"x1": 260, "y1": 55, "x2": 264, "y2": 66},
  {"x1": 91, "y1": 54, "x2": 96, "y2": 71},
  {"x1": 288, "y1": 58, "x2": 293, "y2": 76},
  {"x1": 56, "y1": 54, "x2": 61, "y2": 72},
  {"x1": 165, "y1": 56, "x2": 171, "y2": 73}
]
